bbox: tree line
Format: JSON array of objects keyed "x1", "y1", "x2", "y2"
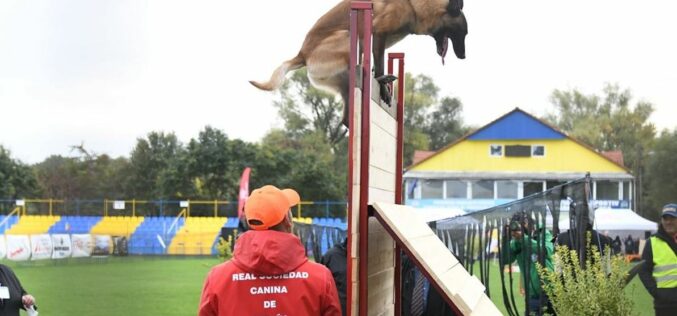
[{"x1": 0, "y1": 72, "x2": 674, "y2": 220}]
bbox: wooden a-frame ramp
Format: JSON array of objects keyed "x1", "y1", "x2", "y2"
[{"x1": 345, "y1": 2, "x2": 501, "y2": 315}]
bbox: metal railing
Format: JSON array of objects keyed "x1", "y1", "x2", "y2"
[{"x1": 0, "y1": 199, "x2": 348, "y2": 218}]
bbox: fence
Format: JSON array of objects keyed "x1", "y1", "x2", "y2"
[
  {"x1": 0, "y1": 199, "x2": 348, "y2": 218},
  {"x1": 432, "y1": 177, "x2": 592, "y2": 316}
]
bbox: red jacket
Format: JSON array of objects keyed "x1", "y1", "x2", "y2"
[{"x1": 199, "y1": 230, "x2": 342, "y2": 316}]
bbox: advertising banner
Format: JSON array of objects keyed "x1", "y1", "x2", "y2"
[
  {"x1": 71, "y1": 234, "x2": 93, "y2": 258},
  {"x1": 0, "y1": 235, "x2": 6, "y2": 259},
  {"x1": 92, "y1": 235, "x2": 112, "y2": 256},
  {"x1": 52, "y1": 234, "x2": 72, "y2": 259},
  {"x1": 6, "y1": 235, "x2": 31, "y2": 261},
  {"x1": 30, "y1": 234, "x2": 53, "y2": 260}
]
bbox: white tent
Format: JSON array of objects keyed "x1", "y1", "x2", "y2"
[
  {"x1": 558, "y1": 208, "x2": 657, "y2": 236},
  {"x1": 414, "y1": 207, "x2": 466, "y2": 223}
]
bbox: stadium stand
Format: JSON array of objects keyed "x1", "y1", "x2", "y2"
[
  {"x1": 4, "y1": 215, "x2": 61, "y2": 234},
  {"x1": 0, "y1": 215, "x2": 19, "y2": 234},
  {"x1": 49, "y1": 216, "x2": 102, "y2": 234},
  {"x1": 129, "y1": 216, "x2": 185, "y2": 255},
  {"x1": 90, "y1": 216, "x2": 144, "y2": 237},
  {"x1": 168, "y1": 217, "x2": 227, "y2": 255}
]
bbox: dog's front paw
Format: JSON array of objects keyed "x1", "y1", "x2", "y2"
[
  {"x1": 379, "y1": 82, "x2": 392, "y2": 105},
  {"x1": 376, "y1": 75, "x2": 397, "y2": 105},
  {"x1": 376, "y1": 74, "x2": 397, "y2": 84}
]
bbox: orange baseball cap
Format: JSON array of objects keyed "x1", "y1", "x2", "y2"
[{"x1": 244, "y1": 185, "x2": 300, "y2": 230}]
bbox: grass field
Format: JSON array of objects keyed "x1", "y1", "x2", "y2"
[
  {"x1": 4, "y1": 256, "x2": 654, "y2": 316},
  {"x1": 5, "y1": 257, "x2": 221, "y2": 316},
  {"x1": 474, "y1": 260, "x2": 654, "y2": 316}
]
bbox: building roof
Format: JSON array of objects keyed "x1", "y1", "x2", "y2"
[
  {"x1": 412, "y1": 150, "x2": 435, "y2": 165},
  {"x1": 407, "y1": 108, "x2": 631, "y2": 173},
  {"x1": 467, "y1": 109, "x2": 565, "y2": 140},
  {"x1": 601, "y1": 150, "x2": 625, "y2": 167}
]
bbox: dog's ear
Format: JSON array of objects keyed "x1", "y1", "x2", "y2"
[{"x1": 447, "y1": 0, "x2": 463, "y2": 17}]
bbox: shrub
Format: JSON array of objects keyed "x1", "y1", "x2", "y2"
[
  {"x1": 537, "y1": 238, "x2": 635, "y2": 316},
  {"x1": 215, "y1": 237, "x2": 233, "y2": 261}
]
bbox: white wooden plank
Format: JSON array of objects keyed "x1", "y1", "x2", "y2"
[
  {"x1": 469, "y1": 292, "x2": 503, "y2": 315},
  {"x1": 369, "y1": 125, "x2": 397, "y2": 172},
  {"x1": 453, "y1": 275, "x2": 486, "y2": 314},
  {"x1": 369, "y1": 165, "x2": 396, "y2": 192},
  {"x1": 368, "y1": 187, "x2": 395, "y2": 204},
  {"x1": 371, "y1": 202, "x2": 502, "y2": 316},
  {"x1": 370, "y1": 100, "x2": 397, "y2": 138}
]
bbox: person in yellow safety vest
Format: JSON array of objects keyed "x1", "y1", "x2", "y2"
[{"x1": 639, "y1": 203, "x2": 677, "y2": 316}]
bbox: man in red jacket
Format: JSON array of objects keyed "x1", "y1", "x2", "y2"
[{"x1": 199, "y1": 185, "x2": 342, "y2": 316}]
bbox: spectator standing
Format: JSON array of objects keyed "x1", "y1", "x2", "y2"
[
  {"x1": 0, "y1": 264, "x2": 36, "y2": 316},
  {"x1": 199, "y1": 185, "x2": 341, "y2": 316},
  {"x1": 320, "y1": 238, "x2": 347, "y2": 316},
  {"x1": 639, "y1": 204, "x2": 677, "y2": 316},
  {"x1": 503, "y1": 214, "x2": 555, "y2": 316}
]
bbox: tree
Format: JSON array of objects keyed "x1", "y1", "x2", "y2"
[
  {"x1": 270, "y1": 68, "x2": 348, "y2": 203},
  {"x1": 545, "y1": 84, "x2": 657, "y2": 214},
  {"x1": 645, "y1": 129, "x2": 677, "y2": 219},
  {"x1": 425, "y1": 96, "x2": 469, "y2": 151},
  {"x1": 274, "y1": 69, "x2": 347, "y2": 151},
  {"x1": 128, "y1": 131, "x2": 188, "y2": 199},
  {"x1": 545, "y1": 84, "x2": 656, "y2": 170},
  {"x1": 0, "y1": 145, "x2": 39, "y2": 199},
  {"x1": 403, "y1": 73, "x2": 436, "y2": 165},
  {"x1": 257, "y1": 129, "x2": 346, "y2": 203},
  {"x1": 186, "y1": 126, "x2": 260, "y2": 201}
]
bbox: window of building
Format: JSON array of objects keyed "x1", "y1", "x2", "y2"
[
  {"x1": 523, "y1": 181, "x2": 544, "y2": 197},
  {"x1": 497, "y1": 180, "x2": 518, "y2": 199},
  {"x1": 546, "y1": 181, "x2": 566, "y2": 190},
  {"x1": 407, "y1": 180, "x2": 417, "y2": 199},
  {"x1": 622, "y1": 181, "x2": 631, "y2": 200},
  {"x1": 596, "y1": 180, "x2": 619, "y2": 200},
  {"x1": 531, "y1": 145, "x2": 545, "y2": 157},
  {"x1": 505, "y1": 145, "x2": 531, "y2": 157},
  {"x1": 490, "y1": 144, "x2": 503, "y2": 157},
  {"x1": 421, "y1": 179, "x2": 444, "y2": 199},
  {"x1": 472, "y1": 180, "x2": 494, "y2": 199},
  {"x1": 445, "y1": 180, "x2": 467, "y2": 198}
]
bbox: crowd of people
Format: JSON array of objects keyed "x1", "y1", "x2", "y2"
[{"x1": 198, "y1": 184, "x2": 677, "y2": 316}]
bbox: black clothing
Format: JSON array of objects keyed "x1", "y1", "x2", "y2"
[
  {"x1": 555, "y1": 229, "x2": 612, "y2": 255},
  {"x1": 424, "y1": 285, "x2": 458, "y2": 316},
  {"x1": 0, "y1": 264, "x2": 28, "y2": 316},
  {"x1": 638, "y1": 226, "x2": 677, "y2": 316},
  {"x1": 611, "y1": 236, "x2": 622, "y2": 255},
  {"x1": 401, "y1": 253, "x2": 457, "y2": 316},
  {"x1": 236, "y1": 215, "x2": 249, "y2": 235},
  {"x1": 320, "y1": 238, "x2": 347, "y2": 316},
  {"x1": 625, "y1": 235, "x2": 637, "y2": 254}
]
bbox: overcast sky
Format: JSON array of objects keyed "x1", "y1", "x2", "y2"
[{"x1": 1, "y1": 0, "x2": 676, "y2": 164}]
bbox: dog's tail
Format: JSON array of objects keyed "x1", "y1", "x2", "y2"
[{"x1": 249, "y1": 55, "x2": 305, "y2": 91}]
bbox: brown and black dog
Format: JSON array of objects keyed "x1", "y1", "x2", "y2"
[{"x1": 250, "y1": 0, "x2": 467, "y2": 126}]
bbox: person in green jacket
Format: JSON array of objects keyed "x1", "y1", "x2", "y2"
[{"x1": 503, "y1": 213, "x2": 555, "y2": 316}]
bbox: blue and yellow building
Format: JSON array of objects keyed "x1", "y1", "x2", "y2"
[{"x1": 404, "y1": 108, "x2": 633, "y2": 212}]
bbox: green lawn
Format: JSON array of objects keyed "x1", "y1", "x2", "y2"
[
  {"x1": 472, "y1": 260, "x2": 654, "y2": 316},
  {"x1": 4, "y1": 257, "x2": 221, "y2": 316},
  {"x1": 2, "y1": 257, "x2": 655, "y2": 316}
]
